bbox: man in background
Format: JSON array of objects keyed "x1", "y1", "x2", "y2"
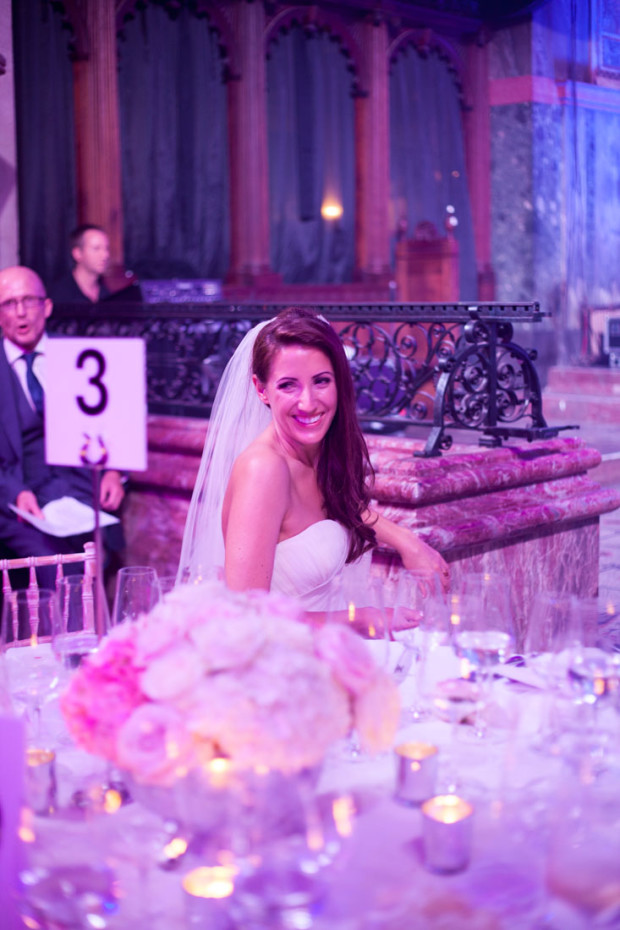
[
  {"x1": 48, "y1": 224, "x2": 111, "y2": 303},
  {"x1": 0, "y1": 265, "x2": 124, "y2": 584}
]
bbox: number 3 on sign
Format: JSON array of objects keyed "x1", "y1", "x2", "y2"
[{"x1": 45, "y1": 338, "x2": 147, "y2": 472}]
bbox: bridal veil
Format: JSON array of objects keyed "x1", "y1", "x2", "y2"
[{"x1": 177, "y1": 321, "x2": 272, "y2": 583}]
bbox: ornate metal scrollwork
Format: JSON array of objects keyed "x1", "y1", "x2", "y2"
[{"x1": 48, "y1": 300, "x2": 569, "y2": 455}]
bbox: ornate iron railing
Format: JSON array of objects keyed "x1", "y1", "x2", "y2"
[{"x1": 48, "y1": 301, "x2": 573, "y2": 456}]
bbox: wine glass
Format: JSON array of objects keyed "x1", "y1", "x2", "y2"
[
  {"x1": 431, "y1": 676, "x2": 484, "y2": 795},
  {"x1": 1, "y1": 589, "x2": 63, "y2": 744},
  {"x1": 54, "y1": 575, "x2": 101, "y2": 670},
  {"x1": 111, "y1": 566, "x2": 161, "y2": 625},
  {"x1": 450, "y1": 580, "x2": 515, "y2": 740},
  {"x1": 391, "y1": 570, "x2": 449, "y2": 722},
  {"x1": 327, "y1": 571, "x2": 390, "y2": 761}
]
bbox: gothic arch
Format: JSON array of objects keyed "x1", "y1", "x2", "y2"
[
  {"x1": 388, "y1": 29, "x2": 466, "y2": 106},
  {"x1": 116, "y1": 1, "x2": 237, "y2": 80},
  {"x1": 265, "y1": 6, "x2": 366, "y2": 96}
]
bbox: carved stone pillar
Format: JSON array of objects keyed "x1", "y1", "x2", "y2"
[
  {"x1": 353, "y1": 18, "x2": 391, "y2": 282},
  {"x1": 226, "y1": 1, "x2": 278, "y2": 287},
  {"x1": 463, "y1": 36, "x2": 494, "y2": 299},
  {"x1": 67, "y1": 0, "x2": 124, "y2": 273}
]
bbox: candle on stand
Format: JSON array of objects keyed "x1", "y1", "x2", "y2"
[
  {"x1": 394, "y1": 742, "x2": 438, "y2": 805},
  {"x1": 25, "y1": 748, "x2": 57, "y2": 816},
  {"x1": 421, "y1": 795, "x2": 473, "y2": 873},
  {"x1": 182, "y1": 865, "x2": 235, "y2": 929}
]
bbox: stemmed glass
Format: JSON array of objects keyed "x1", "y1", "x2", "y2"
[
  {"x1": 54, "y1": 575, "x2": 101, "y2": 670},
  {"x1": 431, "y1": 676, "x2": 484, "y2": 795},
  {"x1": 1, "y1": 589, "x2": 63, "y2": 744},
  {"x1": 111, "y1": 566, "x2": 161, "y2": 625},
  {"x1": 523, "y1": 592, "x2": 584, "y2": 753},
  {"x1": 391, "y1": 570, "x2": 449, "y2": 723},
  {"x1": 327, "y1": 571, "x2": 390, "y2": 761},
  {"x1": 451, "y1": 575, "x2": 515, "y2": 739}
]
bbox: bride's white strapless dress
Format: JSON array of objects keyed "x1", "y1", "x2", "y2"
[{"x1": 271, "y1": 519, "x2": 353, "y2": 611}]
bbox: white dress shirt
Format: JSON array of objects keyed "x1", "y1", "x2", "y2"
[{"x1": 3, "y1": 333, "x2": 48, "y2": 413}]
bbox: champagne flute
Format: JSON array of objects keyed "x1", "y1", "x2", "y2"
[
  {"x1": 111, "y1": 566, "x2": 161, "y2": 625},
  {"x1": 1, "y1": 589, "x2": 63, "y2": 744}
]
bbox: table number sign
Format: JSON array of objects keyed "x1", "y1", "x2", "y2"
[
  {"x1": 45, "y1": 338, "x2": 147, "y2": 471},
  {"x1": 0, "y1": 715, "x2": 25, "y2": 930}
]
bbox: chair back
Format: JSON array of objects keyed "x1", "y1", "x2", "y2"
[{"x1": 1, "y1": 543, "x2": 96, "y2": 644}]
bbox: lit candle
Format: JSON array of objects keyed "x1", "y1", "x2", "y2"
[
  {"x1": 421, "y1": 795, "x2": 473, "y2": 873},
  {"x1": 394, "y1": 742, "x2": 438, "y2": 805},
  {"x1": 182, "y1": 866, "x2": 235, "y2": 929},
  {"x1": 25, "y1": 748, "x2": 56, "y2": 816},
  {"x1": 206, "y1": 756, "x2": 232, "y2": 789}
]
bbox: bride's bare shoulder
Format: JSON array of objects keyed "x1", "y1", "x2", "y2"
[{"x1": 231, "y1": 434, "x2": 289, "y2": 487}]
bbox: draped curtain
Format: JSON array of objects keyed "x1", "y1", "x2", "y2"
[
  {"x1": 267, "y1": 27, "x2": 355, "y2": 283},
  {"x1": 390, "y1": 48, "x2": 477, "y2": 299},
  {"x1": 117, "y1": 2, "x2": 229, "y2": 279},
  {"x1": 12, "y1": 0, "x2": 76, "y2": 286}
]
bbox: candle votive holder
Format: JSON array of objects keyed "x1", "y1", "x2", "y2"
[
  {"x1": 182, "y1": 866, "x2": 235, "y2": 929},
  {"x1": 394, "y1": 742, "x2": 438, "y2": 805},
  {"x1": 25, "y1": 748, "x2": 57, "y2": 816},
  {"x1": 421, "y1": 794, "x2": 473, "y2": 873}
]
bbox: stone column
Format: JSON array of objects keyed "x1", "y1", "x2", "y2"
[
  {"x1": 463, "y1": 36, "x2": 494, "y2": 299},
  {"x1": 67, "y1": 0, "x2": 124, "y2": 275},
  {"x1": 353, "y1": 17, "x2": 391, "y2": 283},
  {"x1": 226, "y1": 1, "x2": 278, "y2": 287}
]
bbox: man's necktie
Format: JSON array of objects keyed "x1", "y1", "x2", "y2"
[{"x1": 22, "y1": 351, "x2": 44, "y2": 417}]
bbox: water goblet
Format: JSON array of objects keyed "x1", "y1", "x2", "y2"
[
  {"x1": 54, "y1": 575, "x2": 101, "y2": 671},
  {"x1": 1, "y1": 589, "x2": 63, "y2": 744},
  {"x1": 111, "y1": 566, "x2": 161, "y2": 625}
]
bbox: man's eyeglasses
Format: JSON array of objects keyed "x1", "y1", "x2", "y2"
[{"x1": 0, "y1": 295, "x2": 46, "y2": 313}]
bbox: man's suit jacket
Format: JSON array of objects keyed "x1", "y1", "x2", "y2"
[{"x1": 0, "y1": 340, "x2": 93, "y2": 537}]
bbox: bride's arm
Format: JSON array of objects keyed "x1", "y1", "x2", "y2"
[
  {"x1": 223, "y1": 448, "x2": 290, "y2": 591},
  {"x1": 365, "y1": 508, "x2": 450, "y2": 591}
]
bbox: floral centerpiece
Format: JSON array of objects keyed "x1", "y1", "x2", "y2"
[{"x1": 61, "y1": 582, "x2": 400, "y2": 787}]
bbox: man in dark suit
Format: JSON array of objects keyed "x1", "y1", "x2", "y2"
[{"x1": 0, "y1": 265, "x2": 124, "y2": 584}]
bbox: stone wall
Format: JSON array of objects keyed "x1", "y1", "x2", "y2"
[{"x1": 125, "y1": 415, "x2": 620, "y2": 648}]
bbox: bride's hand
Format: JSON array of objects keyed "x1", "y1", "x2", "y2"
[
  {"x1": 398, "y1": 533, "x2": 450, "y2": 593},
  {"x1": 366, "y1": 509, "x2": 450, "y2": 593}
]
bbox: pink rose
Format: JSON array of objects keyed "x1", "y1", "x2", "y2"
[
  {"x1": 140, "y1": 644, "x2": 205, "y2": 702},
  {"x1": 116, "y1": 704, "x2": 196, "y2": 786},
  {"x1": 314, "y1": 624, "x2": 378, "y2": 695},
  {"x1": 61, "y1": 632, "x2": 145, "y2": 761}
]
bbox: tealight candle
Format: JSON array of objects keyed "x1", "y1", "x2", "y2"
[
  {"x1": 25, "y1": 748, "x2": 57, "y2": 816},
  {"x1": 182, "y1": 866, "x2": 235, "y2": 929},
  {"x1": 394, "y1": 742, "x2": 438, "y2": 805},
  {"x1": 421, "y1": 795, "x2": 473, "y2": 873}
]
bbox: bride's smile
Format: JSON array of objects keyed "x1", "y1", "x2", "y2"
[{"x1": 254, "y1": 345, "x2": 338, "y2": 452}]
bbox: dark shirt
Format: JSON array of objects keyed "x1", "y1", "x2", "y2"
[{"x1": 47, "y1": 272, "x2": 111, "y2": 303}]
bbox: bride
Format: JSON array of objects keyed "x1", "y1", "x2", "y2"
[{"x1": 178, "y1": 308, "x2": 448, "y2": 609}]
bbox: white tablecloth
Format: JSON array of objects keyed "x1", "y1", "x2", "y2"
[{"x1": 4, "y1": 642, "x2": 620, "y2": 930}]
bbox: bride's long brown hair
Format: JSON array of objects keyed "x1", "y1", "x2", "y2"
[{"x1": 252, "y1": 308, "x2": 376, "y2": 562}]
